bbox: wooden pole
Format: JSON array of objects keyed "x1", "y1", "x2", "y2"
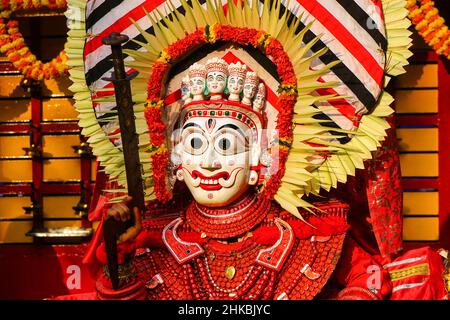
[{"x1": 101, "y1": 32, "x2": 145, "y2": 290}]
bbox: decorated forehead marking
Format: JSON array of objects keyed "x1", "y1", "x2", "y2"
[
  {"x1": 184, "y1": 108, "x2": 258, "y2": 132},
  {"x1": 205, "y1": 118, "x2": 216, "y2": 133}
]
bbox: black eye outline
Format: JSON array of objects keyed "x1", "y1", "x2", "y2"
[
  {"x1": 212, "y1": 130, "x2": 248, "y2": 156},
  {"x1": 190, "y1": 137, "x2": 204, "y2": 149},
  {"x1": 182, "y1": 129, "x2": 208, "y2": 155},
  {"x1": 217, "y1": 137, "x2": 231, "y2": 151}
]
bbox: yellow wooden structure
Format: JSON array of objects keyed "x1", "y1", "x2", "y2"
[{"x1": 395, "y1": 32, "x2": 442, "y2": 242}]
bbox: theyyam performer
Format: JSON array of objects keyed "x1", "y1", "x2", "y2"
[{"x1": 60, "y1": 0, "x2": 450, "y2": 300}]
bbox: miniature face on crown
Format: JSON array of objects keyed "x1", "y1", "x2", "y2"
[
  {"x1": 181, "y1": 76, "x2": 191, "y2": 103},
  {"x1": 205, "y1": 57, "x2": 228, "y2": 100},
  {"x1": 174, "y1": 112, "x2": 261, "y2": 207},
  {"x1": 188, "y1": 63, "x2": 207, "y2": 101},
  {"x1": 227, "y1": 62, "x2": 247, "y2": 102},
  {"x1": 242, "y1": 72, "x2": 259, "y2": 106},
  {"x1": 253, "y1": 83, "x2": 266, "y2": 112}
]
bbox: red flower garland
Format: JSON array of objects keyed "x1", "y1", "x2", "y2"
[
  {"x1": 144, "y1": 99, "x2": 166, "y2": 146},
  {"x1": 144, "y1": 25, "x2": 297, "y2": 202},
  {"x1": 151, "y1": 150, "x2": 171, "y2": 202},
  {"x1": 167, "y1": 28, "x2": 206, "y2": 60},
  {"x1": 146, "y1": 62, "x2": 170, "y2": 100},
  {"x1": 213, "y1": 24, "x2": 260, "y2": 46},
  {"x1": 265, "y1": 38, "x2": 297, "y2": 86}
]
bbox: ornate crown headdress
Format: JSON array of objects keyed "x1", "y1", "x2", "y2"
[
  {"x1": 228, "y1": 62, "x2": 247, "y2": 79},
  {"x1": 245, "y1": 72, "x2": 259, "y2": 86},
  {"x1": 205, "y1": 57, "x2": 228, "y2": 75},
  {"x1": 181, "y1": 60, "x2": 264, "y2": 141},
  {"x1": 188, "y1": 63, "x2": 207, "y2": 78}
]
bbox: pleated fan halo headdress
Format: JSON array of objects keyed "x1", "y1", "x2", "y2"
[{"x1": 66, "y1": 0, "x2": 413, "y2": 221}]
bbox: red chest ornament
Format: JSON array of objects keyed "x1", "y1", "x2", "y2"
[
  {"x1": 132, "y1": 200, "x2": 349, "y2": 300},
  {"x1": 185, "y1": 193, "x2": 271, "y2": 239},
  {"x1": 161, "y1": 212, "x2": 295, "y2": 299},
  {"x1": 162, "y1": 218, "x2": 204, "y2": 264},
  {"x1": 255, "y1": 218, "x2": 295, "y2": 271}
]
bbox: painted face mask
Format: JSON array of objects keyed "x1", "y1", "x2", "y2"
[
  {"x1": 175, "y1": 104, "x2": 263, "y2": 207},
  {"x1": 189, "y1": 77, "x2": 206, "y2": 100},
  {"x1": 188, "y1": 63, "x2": 207, "y2": 101},
  {"x1": 253, "y1": 83, "x2": 266, "y2": 112},
  {"x1": 205, "y1": 57, "x2": 228, "y2": 100},
  {"x1": 242, "y1": 72, "x2": 259, "y2": 106},
  {"x1": 181, "y1": 76, "x2": 191, "y2": 103},
  {"x1": 227, "y1": 62, "x2": 247, "y2": 101}
]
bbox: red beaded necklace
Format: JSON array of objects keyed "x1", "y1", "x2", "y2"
[
  {"x1": 177, "y1": 193, "x2": 276, "y2": 299},
  {"x1": 183, "y1": 255, "x2": 277, "y2": 300},
  {"x1": 185, "y1": 191, "x2": 271, "y2": 239}
]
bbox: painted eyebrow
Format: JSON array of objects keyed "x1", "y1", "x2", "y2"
[
  {"x1": 216, "y1": 124, "x2": 245, "y2": 137},
  {"x1": 182, "y1": 122, "x2": 202, "y2": 130}
]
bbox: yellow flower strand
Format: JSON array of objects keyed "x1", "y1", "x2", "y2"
[{"x1": 407, "y1": 0, "x2": 450, "y2": 59}]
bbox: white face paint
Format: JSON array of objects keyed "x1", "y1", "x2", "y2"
[
  {"x1": 181, "y1": 77, "x2": 191, "y2": 102},
  {"x1": 243, "y1": 82, "x2": 257, "y2": 100},
  {"x1": 227, "y1": 75, "x2": 245, "y2": 101},
  {"x1": 175, "y1": 116, "x2": 259, "y2": 206},
  {"x1": 206, "y1": 72, "x2": 227, "y2": 97},
  {"x1": 253, "y1": 95, "x2": 264, "y2": 111},
  {"x1": 253, "y1": 84, "x2": 266, "y2": 112},
  {"x1": 189, "y1": 76, "x2": 205, "y2": 100}
]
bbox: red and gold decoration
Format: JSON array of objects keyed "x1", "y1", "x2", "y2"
[
  {"x1": 91, "y1": 201, "x2": 352, "y2": 300},
  {"x1": 0, "y1": 0, "x2": 68, "y2": 80},
  {"x1": 407, "y1": 0, "x2": 450, "y2": 59}
]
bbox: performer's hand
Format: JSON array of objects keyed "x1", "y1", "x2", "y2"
[{"x1": 106, "y1": 196, "x2": 142, "y2": 243}]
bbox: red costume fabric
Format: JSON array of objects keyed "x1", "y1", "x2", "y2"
[
  {"x1": 53, "y1": 141, "x2": 448, "y2": 300},
  {"x1": 385, "y1": 246, "x2": 448, "y2": 300},
  {"x1": 332, "y1": 237, "x2": 392, "y2": 298},
  {"x1": 365, "y1": 116, "x2": 403, "y2": 258},
  {"x1": 56, "y1": 199, "x2": 395, "y2": 300},
  {"x1": 334, "y1": 118, "x2": 403, "y2": 259},
  {"x1": 54, "y1": 196, "x2": 449, "y2": 300}
]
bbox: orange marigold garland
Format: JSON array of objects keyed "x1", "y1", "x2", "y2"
[
  {"x1": 407, "y1": 0, "x2": 450, "y2": 59},
  {"x1": 144, "y1": 25, "x2": 297, "y2": 202},
  {"x1": 0, "y1": 0, "x2": 67, "y2": 18},
  {"x1": 0, "y1": 0, "x2": 69, "y2": 80}
]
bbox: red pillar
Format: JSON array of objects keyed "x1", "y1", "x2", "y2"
[{"x1": 438, "y1": 57, "x2": 450, "y2": 248}]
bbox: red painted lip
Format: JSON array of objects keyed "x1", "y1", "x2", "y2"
[
  {"x1": 191, "y1": 170, "x2": 229, "y2": 191},
  {"x1": 191, "y1": 170, "x2": 229, "y2": 181},
  {"x1": 199, "y1": 184, "x2": 222, "y2": 191}
]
